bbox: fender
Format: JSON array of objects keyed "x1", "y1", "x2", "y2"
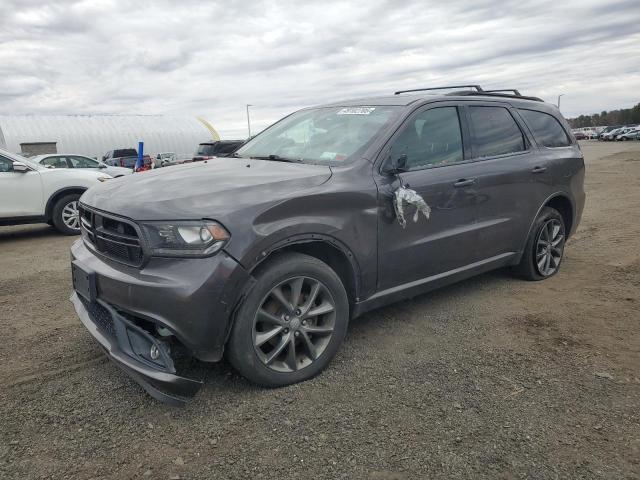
[
  {"x1": 44, "y1": 186, "x2": 88, "y2": 221},
  {"x1": 248, "y1": 232, "x2": 362, "y2": 295},
  {"x1": 517, "y1": 191, "x2": 575, "y2": 258}
]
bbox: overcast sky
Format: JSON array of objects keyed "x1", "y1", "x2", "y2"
[{"x1": 1, "y1": 0, "x2": 639, "y2": 138}]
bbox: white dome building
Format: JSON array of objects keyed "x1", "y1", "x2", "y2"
[{"x1": 0, "y1": 115, "x2": 220, "y2": 158}]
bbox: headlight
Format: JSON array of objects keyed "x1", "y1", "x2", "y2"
[{"x1": 140, "y1": 220, "x2": 230, "y2": 257}]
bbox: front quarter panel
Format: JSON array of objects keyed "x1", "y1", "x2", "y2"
[
  {"x1": 41, "y1": 169, "x2": 109, "y2": 200},
  {"x1": 226, "y1": 165, "x2": 379, "y2": 300}
]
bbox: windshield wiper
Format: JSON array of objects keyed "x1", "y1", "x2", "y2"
[{"x1": 250, "y1": 154, "x2": 302, "y2": 163}]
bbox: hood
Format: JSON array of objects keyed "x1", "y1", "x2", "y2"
[{"x1": 81, "y1": 157, "x2": 332, "y2": 221}]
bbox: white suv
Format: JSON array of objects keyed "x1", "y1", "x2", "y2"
[{"x1": 0, "y1": 149, "x2": 111, "y2": 235}]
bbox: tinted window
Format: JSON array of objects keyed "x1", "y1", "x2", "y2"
[
  {"x1": 68, "y1": 156, "x2": 99, "y2": 168},
  {"x1": 389, "y1": 107, "x2": 464, "y2": 170},
  {"x1": 197, "y1": 144, "x2": 218, "y2": 155},
  {"x1": 469, "y1": 106, "x2": 525, "y2": 157},
  {"x1": 518, "y1": 109, "x2": 570, "y2": 147},
  {"x1": 0, "y1": 156, "x2": 13, "y2": 172},
  {"x1": 113, "y1": 149, "x2": 137, "y2": 157},
  {"x1": 216, "y1": 142, "x2": 242, "y2": 154},
  {"x1": 41, "y1": 156, "x2": 69, "y2": 168}
]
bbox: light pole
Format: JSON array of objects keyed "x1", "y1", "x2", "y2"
[
  {"x1": 246, "y1": 104, "x2": 253, "y2": 139},
  {"x1": 557, "y1": 94, "x2": 564, "y2": 110}
]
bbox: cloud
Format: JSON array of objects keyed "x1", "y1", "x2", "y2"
[{"x1": 0, "y1": 0, "x2": 638, "y2": 137}]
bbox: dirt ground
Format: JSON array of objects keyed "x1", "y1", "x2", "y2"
[{"x1": 1, "y1": 141, "x2": 638, "y2": 479}]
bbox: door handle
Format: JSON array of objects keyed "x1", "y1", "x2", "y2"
[
  {"x1": 531, "y1": 165, "x2": 547, "y2": 174},
  {"x1": 453, "y1": 178, "x2": 476, "y2": 188}
]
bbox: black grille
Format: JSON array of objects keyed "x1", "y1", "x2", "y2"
[
  {"x1": 81, "y1": 297, "x2": 116, "y2": 338},
  {"x1": 79, "y1": 205, "x2": 144, "y2": 267}
]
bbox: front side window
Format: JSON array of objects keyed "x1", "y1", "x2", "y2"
[
  {"x1": 236, "y1": 106, "x2": 402, "y2": 164},
  {"x1": 68, "y1": 156, "x2": 99, "y2": 168},
  {"x1": 41, "y1": 156, "x2": 69, "y2": 169},
  {"x1": 0, "y1": 156, "x2": 13, "y2": 172},
  {"x1": 518, "y1": 109, "x2": 570, "y2": 147},
  {"x1": 468, "y1": 106, "x2": 525, "y2": 158},
  {"x1": 388, "y1": 107, "x2": 464, "y2": 170}
]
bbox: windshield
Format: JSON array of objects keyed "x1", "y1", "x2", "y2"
[{"x1": 236, "y1": 106, "x2": 401, "y2": 164}]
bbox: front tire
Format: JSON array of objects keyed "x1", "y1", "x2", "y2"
[
  {"x1": 51, "y1": 194, "x2": 81, "y2": 235},
  {"x1": 513, "y1": 207, "x2": 566, "y2": 281},
  {"x1": 227, "y1": 253, "x2": 349, "y2": 387}
]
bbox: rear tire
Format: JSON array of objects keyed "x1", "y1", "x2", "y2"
[
  {"x1": 227, "y1": 253, "x2": 349, "y2": 387},
  {"x1": 51, "y1": 194, "x2": 81, "y2": 235},
  {"x1": 513, "y1": 207, "x2": 566, "y2": 281}
]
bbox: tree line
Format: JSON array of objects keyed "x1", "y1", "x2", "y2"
[{"x1": 567, "y1": 103, "x2": 640, "y2": 128}]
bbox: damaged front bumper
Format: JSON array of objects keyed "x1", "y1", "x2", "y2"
[{"x1": 70, "y1": 292, "x2": 202, "y2": 406}]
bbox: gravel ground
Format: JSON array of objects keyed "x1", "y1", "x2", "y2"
[{"x1": 1, "y1": 141, "x2": 638, "y2": 479}]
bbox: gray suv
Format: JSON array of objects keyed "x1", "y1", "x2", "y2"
[{"x1": 70, "y1": 85, "x2": 585, "y2": 404}]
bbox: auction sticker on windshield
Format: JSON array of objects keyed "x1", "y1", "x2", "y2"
[{"x1": 337, "y1": 107, "x2": 376, "y2": 115}]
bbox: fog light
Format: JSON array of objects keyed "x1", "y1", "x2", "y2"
[{"x1": 150, "y1": 344, "x2": 160, "y2": 360}]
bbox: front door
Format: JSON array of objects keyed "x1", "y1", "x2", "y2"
[
  {"x1": 375, "y1": 104, "x2": 482, "y2": 291},
  {"x1": 0, "y1": 156, "x2": 43, "y2": 218}
]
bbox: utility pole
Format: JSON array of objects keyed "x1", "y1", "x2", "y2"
[
  {"x1": 246, "y1": 104, "x2": 253, "y2": 139},
  {"x1": 557, "y1": 94, "x2": 564, "y2": 110}
]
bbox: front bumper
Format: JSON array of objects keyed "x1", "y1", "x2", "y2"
[
  {"x1": 70, "y1": 239, "x2": 250, "y2": 362},
  {"x1": 71, "y1": 292, "x2": 201, "y2": 405}
]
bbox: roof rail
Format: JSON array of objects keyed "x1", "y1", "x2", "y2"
[
  {"x1": 449, "y1": 91, "x2": 544, "y2": 102},
  {"x1": 485, "y1": 89, "x2": 521, "y2": 96},
  {"x1": 394, "y1": 85, "x2": 484, "y2": 95}
]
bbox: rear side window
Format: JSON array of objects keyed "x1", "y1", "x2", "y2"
[
  {"x1": 518, "y1": 109, "x2": 571, "y2": 147},
  {"x1": 468, "y1": 106, "x2": 525, "y2": 158}
]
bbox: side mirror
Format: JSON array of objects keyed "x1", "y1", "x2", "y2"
[
  {"x1": 382, "y1": 153, "x2": 408, "y2": 175},
  {"x1": 12, "y1": 162, "x2": 30, "y2": 173},
  {"x1": 98, "y1": 164, "x2": 107, "y2": 169}
]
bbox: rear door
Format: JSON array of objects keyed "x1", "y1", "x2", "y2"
[{"x1": 462, "y1": 102, "x2": 549, "y2": 260}]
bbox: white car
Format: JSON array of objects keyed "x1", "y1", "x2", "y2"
[
  {"x1": 30, "y1": 154, "x2": 132, "y2": 177},
  {"x1": 0, "y1": 149, "x2": 112, "y2": 235}
]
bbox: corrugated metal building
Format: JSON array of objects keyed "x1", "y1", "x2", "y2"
[{"x1": 0, "y1": 115, "x2": 220, "y2": 158}]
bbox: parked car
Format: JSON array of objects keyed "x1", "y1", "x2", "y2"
[
  {"x1": 572, "y1": 130, "x2": 587, "y2": 140},
  {"x1": 597, "y1": 125, "x2": 621, "y2": 140},
  {"x1": 103, "y1": 148, "x2": 152, "y2": 169},
  {"x1": 585, "y1": 130, "x2": 599, "y2": 139},
  {"x1": 154, "y1": 152, "x2": 178, "y2": 167},
  {"x1": 0, "y1": 148, "x2": 111, "y2": 235},
  {"x1": 601, "y1": 127, "x2": 624, "y2": 141},
  {"x1": 70, "y1": 86, "x2": 585, "y2": 404},
  {"x1": 617, "y1": 127, "x2": 640, "y2": 141},
  {"x1": 31, "y1": 154, "x2": 132, "y2": 177},
  {"x1": 190, "y1": 140, "x2": 245, "y2": 162}
]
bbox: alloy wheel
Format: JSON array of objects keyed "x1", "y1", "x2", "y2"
[
  {"x1": 62, "y1": 201, "x2": 80, "y2": 230},
  {"x1": 535, "y1": 218, "x2": 564, "y2": 276},
  {"x1": 253, "y1": 276, "x2": 336, "y2": 373}
]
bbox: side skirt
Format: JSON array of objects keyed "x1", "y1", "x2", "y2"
[
  {"x1": 352, "y1": 252, "x2": 516, "y2": 318},
  {"x1": 0, "y1": 215, "x2": 47, "y2": 227}
]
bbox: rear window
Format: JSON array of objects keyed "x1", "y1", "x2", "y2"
[
  {"x1": 197, "y1": 144, "x2": 218, "y2": 155},
  {"x1": 468, "y1": 106, "x2": 526, "y2": 158},
  {"x1": 114, "y1": 149, "x2": 137, "y2": 157},
  {"x1": 217, "y1": 142, "x2": 242, "y2": 154},
  {"x1": 518, "y1": 109, "x2": 570, "y2": 147}
]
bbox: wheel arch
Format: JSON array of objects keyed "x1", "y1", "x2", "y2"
[
  {"x1": 44, "y1": 187, "x2": 87, "y2": 222},
  {"x1": 248, "y1": 234, "x2": 362, "y2": 311},
  {"x1": 520, "y1": 192, "x2": 575, "y2": 256}
]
